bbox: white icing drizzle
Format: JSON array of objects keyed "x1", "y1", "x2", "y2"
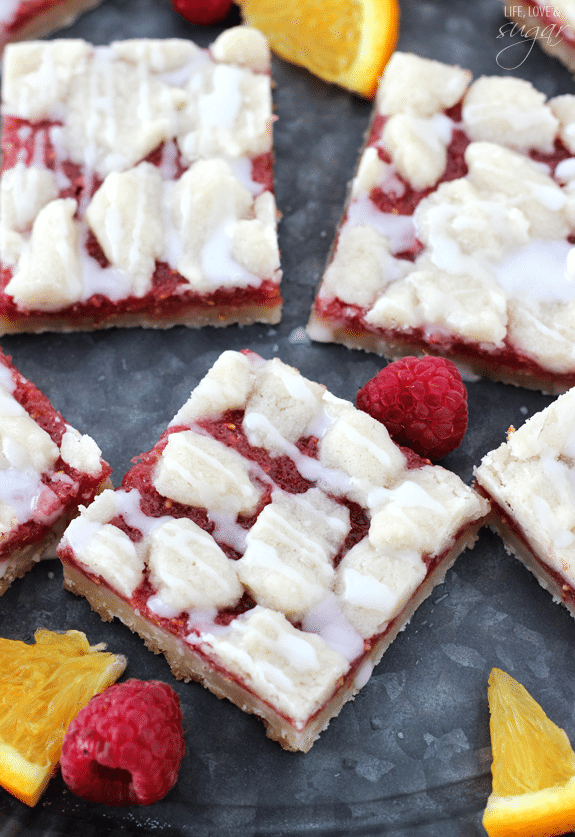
[
  {"x1": 113, "y1": 488, "x2": 174, "y2": 536},
  {"x1": 302, "y1": 594, "x2": 365, "y2": 662},
  {"x1": 79, "y1": 234, "x2": 139, "y2": 301},
  {"x1": 209, "y1": 510, "x2": 248, "y2": 552},
  {"x1": 63, "y1": 515, "x2": 105, "y2": 555},
  {"x1": 146, "y1": 594, "x2": 181, "y2": 619},
  {"x1": 272, "y1": 362, "x2": 320, "y2": 406},
  {"x1": 354, "y1": 658, "x2": 374, "y2": 691},
  {"x1": 198, "y1": 64, "x2": 243, "y2": 129},
  {"x1": 156, "y1": 140, "x2": 180, "y2": 181},
  {"x1": 186, "y1": 608, "x2": 224, "y2": 635},
  {"x1": 0, "y1": 0, "x2": 19, "y2": 23},
  {"x1": 492, "y1": 239, "x2": 575, "y2": 302},
  {"x1": 274, "y1": 629, "x2": 321, "y2": 671},
  {"x1": 48, "y1": 126, "x2": 75, "y2": 192},
  {"x1": 242, "y1": 411, "x2": 352, "y2": 494},
  {"x1": 30, "y1": 129, "x2": 46, "y2": 170},
  {"x1": 0, "y1": 467, "x2": 45, "y2": 524},
  {"x1": 341, "y1": 567, "x2": 398, "y2": 611},
  {"x1": 158, "y1": 51, "x2": 209, "y2": 87},
  {"x1": 367, "y1": 479, "x2": 449, "y2": 516},
  {"x1": 346, "y1": 198, "x2": 417, "y2": 254},
  {"x1": 340, "y1": 422, "x2": 396, "y2": 470},
  {"x1": 227, "y1": 157, "x2": 264, "y2": 196},
  {"x1": 200, "y1": 216, "x2": 259, "y2": 288},
  {"x1": 555, "y1": 157, "x2": 575, "y2": 185},
  {"x1": 0, "y1": 365, "x2": 15, "y2": 394},
  {"x1": 415, "y1": 112, "x2": 453, "y2": 145}
]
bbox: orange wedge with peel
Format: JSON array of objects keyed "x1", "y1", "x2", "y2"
[
  {"x1": 237, "y1": 0, "x2": 399, "y2": 98},
  {"x1": 483, "y1": 668, "x2": 575, "y2": 837},
  {"x1": 0, "y1": 628, "x2": 126, "y2": 806}
]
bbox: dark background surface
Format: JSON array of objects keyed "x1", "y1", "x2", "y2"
[{"x1": 2, "y1": 0, "x2": 575, "y2": 834}]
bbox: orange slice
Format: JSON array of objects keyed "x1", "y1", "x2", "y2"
[
  {"x1": 237, "y1": 0, "x2": 399, "y2": 98},
  {"x1": 0, "y1": 629, "x2": 126, "y2": 806},
  {"x1": 483, "y1": 668, "x2": 575, "y2": 837}
]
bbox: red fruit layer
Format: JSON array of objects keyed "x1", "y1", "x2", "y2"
[
  {"x1": 475, "y1": 483, "x2": 575, "y2": 612},
  {"x1": 313, "y1": 295, "x2": 575, "y2": 391},
  {"x1": 368, "y1": 113, "x2": 471, "y2": 227},
  {"x1": 0, "y1": 263, "x2": 281, "y2": 326},
  {"x1": 0, "y1": 118, "x2": 280, "y2": 322},
  {"x1": 0, "y1": 350, "x2": 111, "y2": 558}
]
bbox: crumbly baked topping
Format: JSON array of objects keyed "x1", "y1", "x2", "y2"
[
  {"x1": 309, "y1": 51, "x2": 575, "y2": 383},
  {"x1": 61, "y1": 350, "x2": 488, "y2": 730}
]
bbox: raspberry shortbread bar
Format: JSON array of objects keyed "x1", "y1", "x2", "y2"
[
  {"x1": 0, "y1": 27, "x2": 281, "y2": 333},
  {"x1": 500, "y1": 1, "x2": 575, "y2": 74},
  {"x1": 475, "y1": 389, "x2": 575, "y2": 617},
  {"x1": 0, "y1": 348, "x2": 111, "y2": 596},
  {"x1": 307, "y1": 51, "x2": 575, "y2": 394},
  {"x1": 59, "y1": 350, "x2": 488, "y2": 751},
  {"x1": 0, "y1": 0, "x2": 103, "y2": 56}
]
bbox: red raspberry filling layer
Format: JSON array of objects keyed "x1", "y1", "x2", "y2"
[{"x1": 0, "y1": 118, "x2": 281, "y2": 323}]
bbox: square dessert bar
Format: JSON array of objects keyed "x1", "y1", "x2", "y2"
[
  {"x1": 0, "y1": 348, "x2": 111, "y2": 596},
  {"x1": 59, "y1": 349, "x2": 488, "y2": 751},
  {"x1": 0, "y1": 0, "x2": 104, "y2": 56},
  {"x1": 307, "y1": 51, "x2": 575, "y2": 394},
  {"x1": 500, "y1": 1, "x2": 575, "y2": 74},
  {"x1": 0, "y1": 27, "x2": 281, "y2": 333},
  {"x1": 475, "y1": 389, "x2": 575, "y2": 617}
]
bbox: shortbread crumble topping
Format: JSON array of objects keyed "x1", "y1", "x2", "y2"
[
  {"x1": 308, "y1": 51, "x2": 575, "y2": 392},
  {"x1": 0, "y1": 28, "x2": 281, "y2": 331},
  {"x1": 59, "y1": 350, "x2": 488, "y2": 744}
]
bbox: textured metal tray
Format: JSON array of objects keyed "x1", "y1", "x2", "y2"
[{"x1": 2, "y1": 0, "x2": 575, "y2": 834}]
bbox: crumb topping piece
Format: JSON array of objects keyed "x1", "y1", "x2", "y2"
[
  {"x1": 189, "y1": 606, "x2": 350, "y2": 727},
  {"x1": 154, "y1": 430, "x2": 263, "y2": 515}
]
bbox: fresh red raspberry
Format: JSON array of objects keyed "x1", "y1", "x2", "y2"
[
  {"x1": 60, "y1": 679, "x2": 185, "y2": 807},
  {"x1": 356, "y1": 356, "x2": 468, "y2": 461},
  {"x1": 172, "y1": 0, "x2": 234, "y2": 25}
]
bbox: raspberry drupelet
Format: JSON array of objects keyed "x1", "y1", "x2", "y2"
[
  {"x1": 60, "y1": 679, "x2": 185, "y2": 806},
  {"x1": 356, "y1": 356, "x2": 468, "y2": 461}
]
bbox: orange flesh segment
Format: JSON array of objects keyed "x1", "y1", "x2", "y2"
[{"x1": 0, "y1": 629, "x2": 126, "y2": 806}]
